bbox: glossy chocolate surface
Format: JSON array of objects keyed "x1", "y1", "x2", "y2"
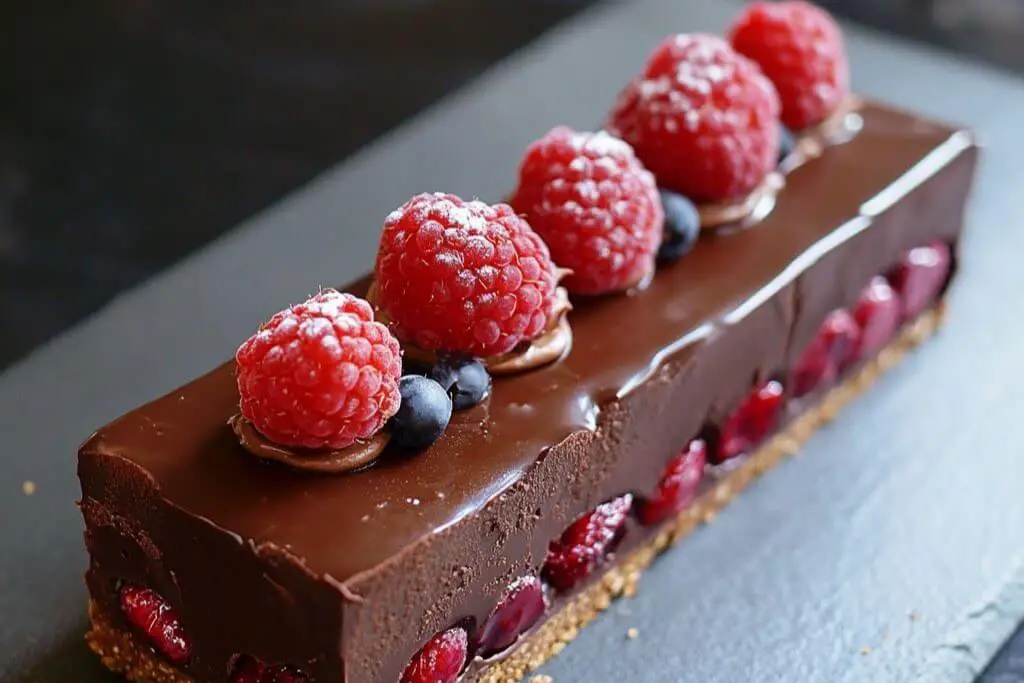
[
  {"x1": 82, "y1": 102, "x2": 969, "y2": 580},
  {"x1": 78, "y1": 101, "x2": 978, "y2": 682}
]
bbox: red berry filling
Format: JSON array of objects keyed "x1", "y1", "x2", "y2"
[
  {"x1": 790, "y1": 309, "x2": 861, "y2": 398},
  {"x1": 638, "y1": 440, "x2": 707, "y2": 526},
  {"x1": 715, "y1": 381, "x2": 785, "y2": 463},
  {"x1": 889, "y1": 241, "x2": 951, "y2": 320},
  {"x1": 476, "y1": 576, "x2": 547, "y2": 656},
  {"x1": 853, "y1": 276, "x2": 902, "y2": 359},
  {"x1": 542, "y1": 495, "x2": 633, "y2": 593},
  {"x1": 401, "y1": 627, "x2": 468, "y2": 683},
  {"x1": 118, "y1": 585, "x2": 192, "y2": 665},
  {"x1": 229, "y1": 655, "x2": 310, "y2": 683},
  {"x1": 375, "y1": 193, "x2": 560, "y2": 358}
]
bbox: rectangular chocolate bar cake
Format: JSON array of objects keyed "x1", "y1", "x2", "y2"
[
  {"x1": 77, "y1": 6, "x2": 979, "y2": 682},
  {"x1": 78, "y1": 99, "x2": 977, "y2": 683}
]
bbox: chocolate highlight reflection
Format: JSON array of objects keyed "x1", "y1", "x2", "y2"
[{"x1": 79, "y1": 102, "x2": 977, "y2": 683}]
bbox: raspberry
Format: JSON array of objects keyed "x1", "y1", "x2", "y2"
[
  {"x1": 542, "y1": 495, "x2": 633, "y2": 593},
  {"x1": 715, "y1": 381, "x2": 785, "y2": 463},
  {"x1": 401, "y1": 627, "x2": 468, "y2": 683},
  {"x1": 375, "y1": 193, "x2": 559, "y2": 357},
  {"x1": 118, "y1": 585, "x2": 192, "y2": 665},
  {"x1": 235, "y1": 290, "x2": 402, "y2": 451},
  {"x1": 608, "y1": 34, "x2": 780, "y2": 203},
  {"x1": 790, "y1": 309, "x2": 861, "y2": 398},
  {"x1": 510, "y1": 127, "x2": 662, "y2": 294},
  {"x1": 889, "y1": 241, "x2": 951, "y2": 320},
  {"x1": 853, "y1": 277, "x2": 902, "y2": 358},
  {"x1": 638, "y1": 439, "x2": 707, "y2": 526},
  {"x1": 729, "y1": 1, "x2": 849, "y2": 130},
  {"x1": 476, "y1": 576, "x2": 547, "y2": 655}
]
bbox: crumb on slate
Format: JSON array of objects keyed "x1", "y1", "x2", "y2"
[
  {"x1": 626, "y1": 627, "x2": 639, "y2": 640},
  {"x1": 22, "y1": 480, "x2": 36, "y2": 495},
  {"x1": 529, "y1": 676, "x2": 553, "y2": 683}
]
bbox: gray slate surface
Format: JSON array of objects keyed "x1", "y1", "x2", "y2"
[{"x1": 2, "y1": 0, "x2": 1024, "y2": 681}]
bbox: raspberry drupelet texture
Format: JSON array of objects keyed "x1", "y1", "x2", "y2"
[
  {"x1": 608, "y1": 33, "x2": 780, "y2": 203},
  {"x1": 235, "y1": 290, "x2": 402, "y2": 451},
  {"x1": 729, "y1": 1, "x2": 849, "y2": 130},
  {"x1": 510, "y1": 127, "x2": 663, "y2": 295},
  {"x1": 375, "y1": 193, "x2": 560, "y2": 357},
  {"x1": 542, "y1": 494, "x2": 633, "y2": 592}
]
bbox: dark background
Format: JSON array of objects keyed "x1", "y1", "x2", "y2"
[
  {"x1": 2, "y1": 0, "x2": 1023, "y2": 679},
  {"x1": 3, "y1": 0, "x2": 1024, "y2": 371}
]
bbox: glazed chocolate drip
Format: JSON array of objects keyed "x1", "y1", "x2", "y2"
[{"x1": 78, "y1": 102, "x2": 979, "y2": 683}]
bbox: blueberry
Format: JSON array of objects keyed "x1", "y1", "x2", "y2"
[
  {"x1": 656, "y1": 190, "x2": 701, "y2": 263},
  {"x1": 428, "y1": 357, "x2": 491, "y2": 411},
  {"x1": 778, "y1": 125, "x2": 797, "y2": 165},
  {"x1": 390, "y1": 376, "x2": 452, "y2": 450}
]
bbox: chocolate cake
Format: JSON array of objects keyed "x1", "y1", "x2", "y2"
[{"x1": 78, "y1": 5, "x2": 979, "y2": 683}]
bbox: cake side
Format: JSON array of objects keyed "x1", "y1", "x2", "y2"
[
  {"x1": 475, "y1": 304, "x2": 948, "y2": 683},
  {"x1": 82, "y1": 305, "x2": 948, "y2": 683},
  {"x1": 78, "y1": 103, "x2": 979, "y2": 683},
  {"x1": 342, "y1": 122, "x2": 979, "y2": 682}
]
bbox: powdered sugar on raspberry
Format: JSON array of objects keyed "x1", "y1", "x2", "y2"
[
  {"x1": 375, "y1": 193, "x2": 559, "y2": 357},
  {"x1": 609, "y1": 33, "x2": 780, "y2": 202},
  {"x1": 235, "y1": 289, "x2": 402, "y2": 451},
  {"x1": 511, "y1": 127, "x2": 662, "y2": 295},
  {"x1": 626, "y1": 36, "x2": 775, "y2": 133},
  {"x1": 566, "y1": 128, "x2": 634, "y2": 158}
]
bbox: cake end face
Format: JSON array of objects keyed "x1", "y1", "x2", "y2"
[{"x1": 78, "y1": 447, "x2": 347, "y2": 683}]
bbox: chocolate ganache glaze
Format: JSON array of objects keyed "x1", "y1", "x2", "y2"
[{"x1": 79, "y1": 102, "x2": 978, "y2": 683}]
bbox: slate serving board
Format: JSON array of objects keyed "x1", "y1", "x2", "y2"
[{"x1": 3, "y1": 1, "x2": 1024, "y2": 681}]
